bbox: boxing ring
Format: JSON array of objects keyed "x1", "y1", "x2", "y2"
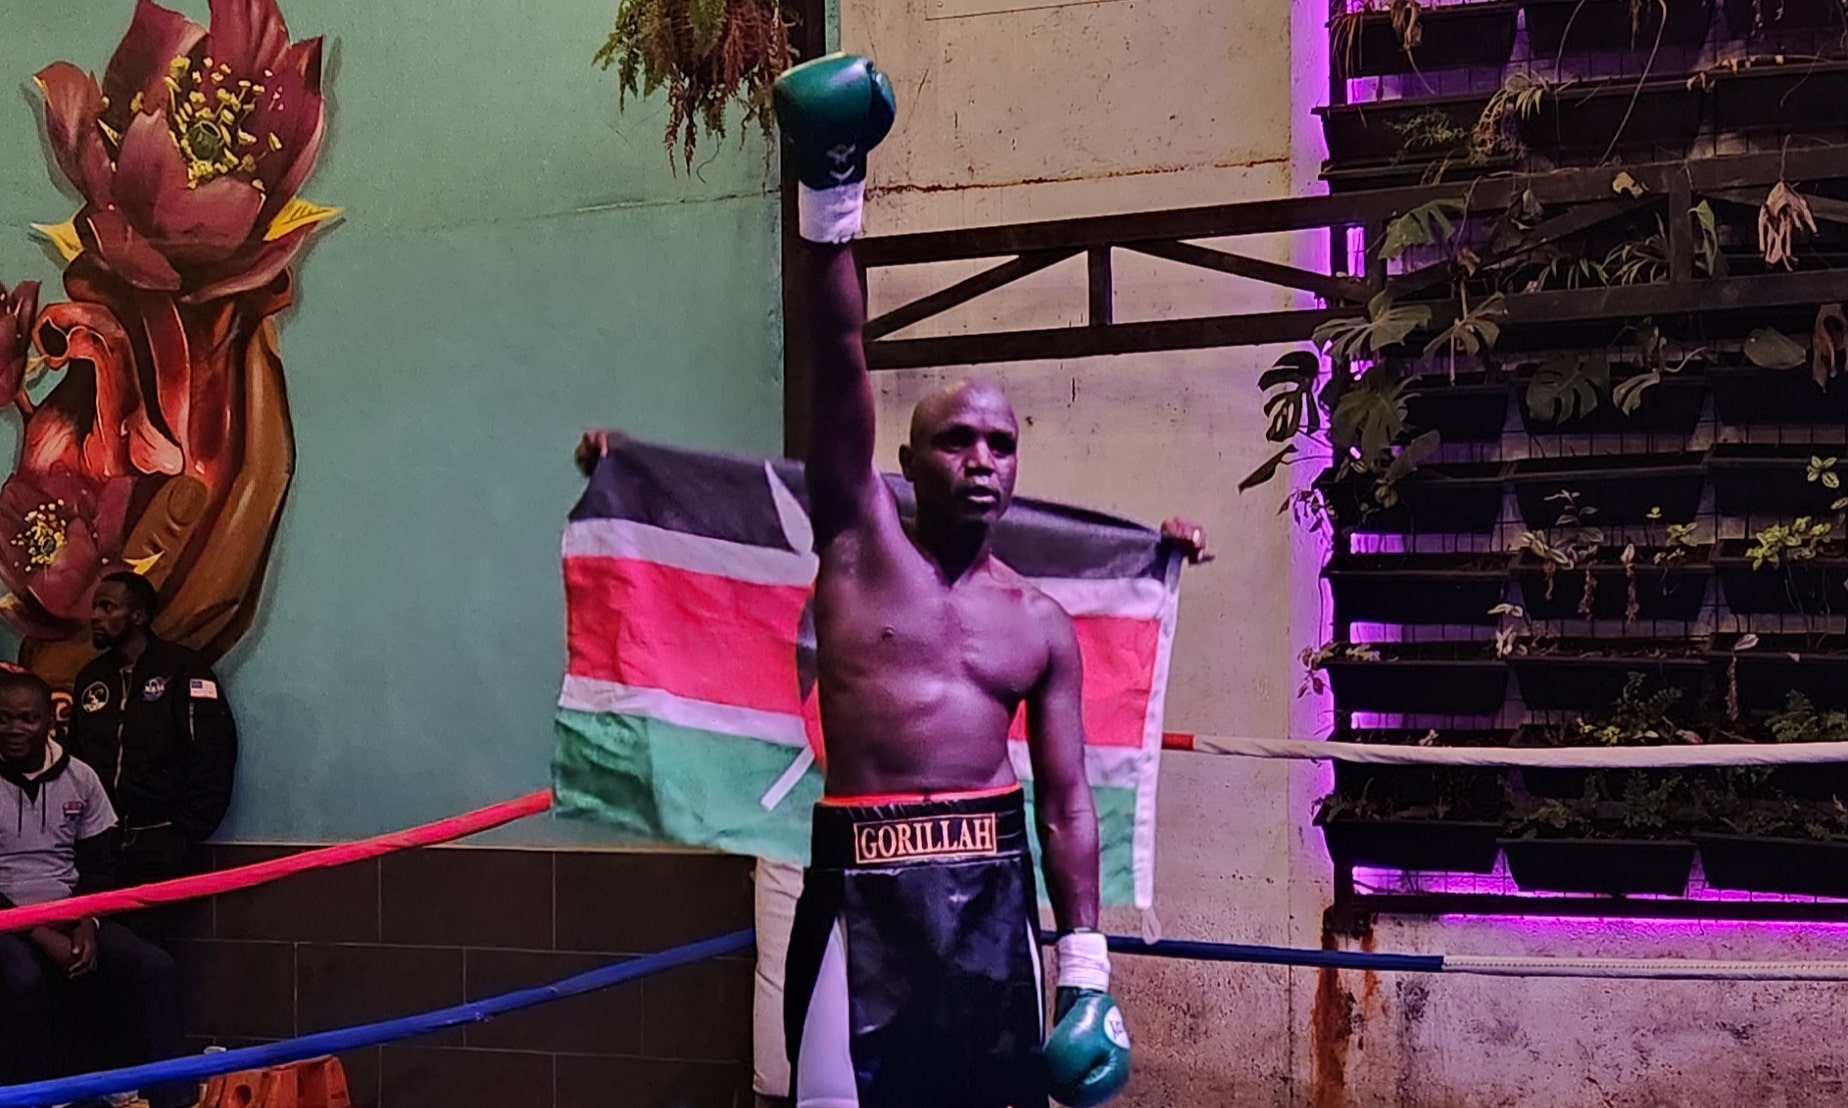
[{"x1": 13, "y1": 734, "x2": 1848, "y2": 1107}]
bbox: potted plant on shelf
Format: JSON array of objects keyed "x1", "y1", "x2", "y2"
[
  {"x1": 1514, "y1": 672, "x2": 1699, "y2": 798},
  {"x1": 1502, "y1": 674, "x2": 1702, "y2": 894},
  {"x1": 1707, "y1": 57, "x2": 1848, "y2": 134},
  {"x1": 1722, "y1": 0, "x2": 1848, "y2": 36},
  {"x1": 1324, "y1": 550, "x2": 1512, "y2": 625},
  {"x1": 1513, "y1": 497, "x2": 1709, "y2": 622},
  {"x1": 1709, "y1": 632, "x2": 1848, "y2": 716},
  {"x1": 1510, "y1": 637, "x2": 1709, "y2": 712},
  {"x1": 1316, "y1": 731, "x2": 1509, "y2": 872},
  {"x1": 1698, "y1": 798, "x2": 1848, "y2": 898},
  {"x1": 1714, "y1": 490, "x2": 1848, "y2": 615},
  {"x1": 1709, "y1": 446, "x2": 1848, "y2": 518},
  {"x1": 1304, "y1": 640, "x2": 1511, "y2": 715},
  {"x1": 1500, "y1": 774, "x2": 1699, "y2": 896},
  {"x1": 1525, "y1": 0, "x2": 1716, "y2": 54},
  {"x1": 1510, "y1": 455, "x2": 1705, "y2": 528},
  {"x1": 1711, "y1": 325, "x2": 1848, "y2": 425},
  {"x1": 1331, "y1": 0, "x2": 1521, "y2": 79},
  {"x1": 1242, "y1": 286, "x2": 1511, "y2": 536}
]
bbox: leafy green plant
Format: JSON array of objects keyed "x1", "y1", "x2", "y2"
[
  {"x1": 1768, "y1": 691, "x2": 1848, "y2": 744},
  {"x1": 1650, "y1": 505, "x2": 1699, "y2": 567},
  {"x1": 1392, "y1": 110, "x2": 1472, "y2": 160},
  {"x1": 1259, "y1": 352, "x2": 1320, "y2": 443},
  {"x1": 595, "y1": 0, "x2": 794, "y2": 169},
  {"x1": 1745, "y1": 327, "x2": 1808, "y2": 370},
  {"x1": 1469, "y1": 71, "x2": 1551, "y2": 162},
  {"x1": 1298, "y1": 642, "x2": 1381, "y2": 697},
  {"x1": 1513, "y1": 489, "x2": 1603, "y2": 613},
  {"x1": 1378, "y1": 198, "x2": 1466, "y2": 262},
  {"x1": 1524, "y1": 353, "x2": 1611, "y2": 423},
  {"x1": 1312, "y1": 292, "x2": 1432, "y2": 364},
  {"x1": 1568, "y1": 672, "x2": 1686, "y2": 747},
  {"x1": 1746, "y1": 516, "x2": 1834, "y2": 569},
  {"x1": 1423, "y1": 293, "x2": 1506, "y2": 378},
  {"x1": 1611, "y1": 321, "x2": 1702, "y2": 416},
  {"x1": 1511, "y1": 797, "x2": 1593, "y2": 839}
]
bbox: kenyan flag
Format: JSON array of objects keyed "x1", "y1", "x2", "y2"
[{"x1": 552, "y1": 436, "x2": 1181, "y2": 909}]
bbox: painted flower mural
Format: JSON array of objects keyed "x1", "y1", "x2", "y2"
[{"x1": 1, "y1": 0, "x2": 337, "y2": 684}]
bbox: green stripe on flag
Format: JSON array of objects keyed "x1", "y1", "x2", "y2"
[
  {"x1": 554, "y1": 707, "x2": 1140, "y2": 906},
  {"x1": 554, "y1": 708, "x2": 822, "y2": 863}
]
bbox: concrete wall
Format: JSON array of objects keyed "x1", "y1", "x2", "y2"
[
  {"x1": 0, "y1": 0, "x2": 784, "y2": 843},
  {"x1": 838, "y1": 1, "x2": 1848, "y2": 1105}
]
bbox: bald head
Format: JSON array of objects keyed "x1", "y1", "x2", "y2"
[
  {"x1": 907, "y1": 378, "x2": 1016, "y2": 448},
  {"x1": 899, "y1": 377, "x2": 1020, "y2": 528}
]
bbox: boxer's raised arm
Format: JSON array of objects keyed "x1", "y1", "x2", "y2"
[
  {"x1": 799, "y1": 242, "x2": 880, "y2": 544},
  {"x1": 774, "y1": 55, "x2": 896, "y2": 546}
]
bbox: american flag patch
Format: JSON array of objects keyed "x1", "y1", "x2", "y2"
[
  {"x1": 64, "y1": 801, "x2": 83, "y2": 816},
  {"x1": 188, "y1": 679, "x2": 219, "y2": 700}
]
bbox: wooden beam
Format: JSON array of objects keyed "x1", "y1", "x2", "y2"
[
  {"x1": 865, "y1": 307, "x2": 1351, "y2": 369},
  {"x1": 1123, "y1": 240, "x2": 1370, "y2": 302},
  {"x1": 1668, "y1": 176, "x2": 1694, "y2": 285},
  {"x1": 864, "y1": 267, "x2": 1848, "y2": 369},
  {"x1": 862, "y1": 249, "x2": 1080, "y2": 341},
  {"x1": 854, "y1": 146, "x2": 1848, "y2": 270},
  {"x1": 1088, "y1": 246, "x2": 1114, "y2": 326},
  {"x1": 1391, "y1": 197, "x2": 1648, "y2": 295},
  {"x1": 1708, "y1": 187, "x2": 1848, "y2": 227}
]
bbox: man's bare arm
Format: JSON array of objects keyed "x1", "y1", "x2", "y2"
[
  {"x1": 800, "y1": 242, "x2": 881, "y2": 545},
  {"x1": 1027, "y1": 600, "x2": 1100, "y2": 932}
]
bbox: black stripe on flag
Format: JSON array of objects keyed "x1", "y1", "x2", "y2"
[{"x1": 572, "y1": 437, "x2": 1167, "y2": 582}]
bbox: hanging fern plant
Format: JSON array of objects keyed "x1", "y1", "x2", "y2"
[{"x1": 595, "y1": 0, "x2": 796, "y2": 169}]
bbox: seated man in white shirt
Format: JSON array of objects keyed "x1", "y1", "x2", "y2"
[{"x1": 0, "y1": 670, "x2": 189, "y2": 1108}]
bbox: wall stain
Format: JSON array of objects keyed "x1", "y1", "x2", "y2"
[{"x1": 1310, "y1": 927, "x2": 1356, "y2": 1108}]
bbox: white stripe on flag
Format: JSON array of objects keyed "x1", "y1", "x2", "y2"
[
  {"x1": 559, "y1": 675, "x2": 809, "y2": 748},
  {"x1": 562, "y1": 518, "x2": 817, "y2": 586},
  {"x1": 1028, "y1": 576, "x2": 1171, "y2": 620},
  {"x1": 560, "y1": 675, "x2": 1147, "y2": 786}
]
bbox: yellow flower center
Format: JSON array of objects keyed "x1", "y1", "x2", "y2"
[
  {"x1": 161, "y1": 55, "x2": 279, "y2": 191},
  {"x1": 12, "y1": 500, "x2": 71, "y2": 571}
]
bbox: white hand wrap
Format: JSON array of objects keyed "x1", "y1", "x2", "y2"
[
  {"x1": 1055, "y1": 930, "x2": 1112, "y2": 993},
  {"x1": 797, "y1": 181, "x2": 865, "y2": 244}
]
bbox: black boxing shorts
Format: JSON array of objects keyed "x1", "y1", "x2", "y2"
[{"x1": 783, "y1": 785, "x2": 1048, "y2": 1108}]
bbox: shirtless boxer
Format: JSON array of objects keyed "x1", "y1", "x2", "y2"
[{"x1": 770, "y1": 55, "x2": 1209, "y2": 1108}]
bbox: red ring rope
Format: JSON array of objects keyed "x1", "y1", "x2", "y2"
[{"x1": 0, "y1": 789, "x2": 553, "y2": 934}]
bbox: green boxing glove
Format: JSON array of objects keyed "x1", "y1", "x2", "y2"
[
  {"x1": 771, "y1": 53, "x2": 896, "y2": 243},
  {"x1": 1045, "y1": 930, "x2": 1131, "y2": 1107}
]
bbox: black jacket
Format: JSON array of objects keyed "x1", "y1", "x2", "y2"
[{"x1": 69, "y1": 637, "x2": 238, "y2": 841}]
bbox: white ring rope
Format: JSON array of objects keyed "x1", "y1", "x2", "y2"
[
  {"x1": 1186, "y1": 735, "x2": 1848, "y2": 768},
  {"x1": 1440, "y1": 956, "x2": 1848, "y2": 980}
]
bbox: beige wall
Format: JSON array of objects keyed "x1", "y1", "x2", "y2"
[{"x1": 767, "y1": 0, "x2": 1848, "y2": 1105}]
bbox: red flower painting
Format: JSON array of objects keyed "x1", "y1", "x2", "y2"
[
  {"x1": 0, "y1": 0, "x2": 337, "y2": 684},
  {"x1": 0, "y1": 472, "x2": 134, "y2": 639}
]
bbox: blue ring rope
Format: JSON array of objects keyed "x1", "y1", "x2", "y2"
[
  {"x1": 1092, "y1": 934, "x2": 1444, "y2": 973},
  {"x1": 0, "y1": 927, "x2": 755, "y2": 1108},
  {"x1": 0, "y1": 927, "x2": 1457, "y2": 1105}
]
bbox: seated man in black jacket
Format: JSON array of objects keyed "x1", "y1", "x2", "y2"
[
  {"x1": 73, "y1": 572, "x2": 239, "y2": 891},
  {"x1": 0, "y1": 670, "x2": 189, "y2": 1106}
]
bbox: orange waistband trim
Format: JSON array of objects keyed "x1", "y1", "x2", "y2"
[{"x1": 819, "y1": 783, "x2": 1021, "y2": 807}]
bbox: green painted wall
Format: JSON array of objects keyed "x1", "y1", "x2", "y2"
[{"x1": 0, "y1": 0, "x2": 786, "y2": 843}]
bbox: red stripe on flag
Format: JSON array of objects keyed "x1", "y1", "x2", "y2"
[
  {"x1": 564, "y1": 557, "x2": 808, "y2": 716},
  {"x1": 1009, "y1": 615, "x2": 1161, "y2": 748}
]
